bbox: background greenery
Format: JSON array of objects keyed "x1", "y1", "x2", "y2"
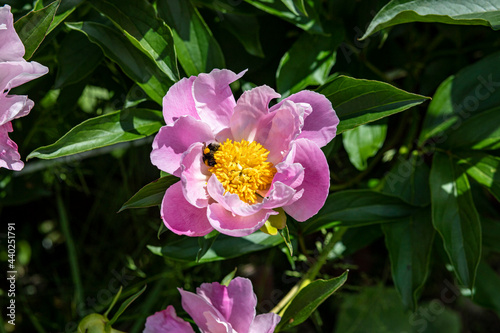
[{"x1": 1, "y1": 0, "x2": 500, "y2": 332}]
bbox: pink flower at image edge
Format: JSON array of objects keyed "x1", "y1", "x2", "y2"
[
  {"x1": 151, "y1": 68, "x2": 339, "y2": 237},
  {"x1": 144, "y1": 277, "x2": 280, "y2": 333},
  {"x1": 0, "y1": 5, "x2": 49, "y2": 171}
]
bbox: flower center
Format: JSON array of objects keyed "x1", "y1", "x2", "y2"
[{"x1": 209, "y1": 139, "x2": 276, "y2": 204}]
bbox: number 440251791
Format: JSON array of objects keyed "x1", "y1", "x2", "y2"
[{"x1": 7, "y1": 223, "x2": 15, "y2": 270}]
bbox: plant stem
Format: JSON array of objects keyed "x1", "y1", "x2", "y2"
[
  {"x1": 57, "y1": 189, "x2": 84, "y2": 311},
  {"x1": 271, "y1": 227, "x2": 347, "y2": 315}
]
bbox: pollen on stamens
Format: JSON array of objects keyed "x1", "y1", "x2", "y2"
[{"x1": 209, "y1": 139, "x2": 276, "y2": 204}]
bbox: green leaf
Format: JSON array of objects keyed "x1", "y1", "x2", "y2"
[
  {"x1": 89, "y1": 0, "x2": 179, "y2": 82},
  {"x1": 277, "y1": 271, "x2": 348, "y2": 331},
  {"x1": 303, "y1": 190, "x2": 419, "y2": 234},
  {"x1": 456, "y1": 152, "x2": 500, "y2": 201},
  {"x1": 382, "y1": 153, "x2": 431, "y2": 207},
  {"x1": 278, "y1": 225, "x2": 293, "y2": 257},
  {"x1": 14, "y1": 0, "x2": 59, "y2": 60},
  {"x1": 419, "y1": 52, "x2": 500, "y2": 144},
  {"x1": 316, "y1": 75, "x2": 430, "y2": 134},
  {"x1": 430, "y1": 152, "x2": 482, "y2": 288},
  {"x1": 119, "y1": 175, "x2": 179, "y2": 212},
  {"x1": 55, "y1": 31, "x2": 103, "y2": 88},
  {"x1": 157, "y1": 0, "x2": 225, "y2": 76},
  {"x1": 66, "y1": 21, "x2": 173, "y2": 104},
  {"x1": 343, "y1": 121, "x2": 387, "y2": 171},
  {"x1": 148, "y1": 232, "x2": 283, "y2": 263},
  {"x1": 245, "y1": 0, "x2": 323, "y2": 33},
  {"x1": 362, "y1": 0, "x2": 500, "y2": 40},
  {"x1": 107, "y1": 285, "x2": 146, "y2": 327},
  {"x1": 219, "y1": 13, "x2": 264, "y2": 58},
  {"x1": 443, "y1": 106, "x2": 500, "y2": 150},
  {"x1": 475, "y1": 261, "x2": 500, "y2": 316},
  {"x1": 481, "y1": 217, "x2": 500, "y2": 253},
  {"x1": 276, "y1": 27, "x2": 344, "y2": 97},
  {"x1": 382, "y1": 209, "x2": 435, "y2": 311},
  {"x1": 34, "y1": 0, "x2": 85, "y2": 34},
  {"x1": 196, "y1": 230, "x2": 220, "y2": 262},
  {"x1": 28, "y1": 108, "x2": 164, "y2": 160}
]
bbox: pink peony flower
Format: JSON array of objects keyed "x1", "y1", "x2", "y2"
[
  {"x1": 0, "y1": 5, "x2": 48, "y2": 170},
  {"x1": 144, "y1": 277, "x2": 280, "y2": 333},
  {"x1": 151, "y1": 69, "x2": 338, "y2": 237}
]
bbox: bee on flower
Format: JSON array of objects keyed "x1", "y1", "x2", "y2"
[{"x1": 151, "y1": 69, "x2": 339, "y2": 237}]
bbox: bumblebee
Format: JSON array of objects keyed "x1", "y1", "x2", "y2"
[{"x1": 202, "y1": 142, "x2": 220, "y2": 167}]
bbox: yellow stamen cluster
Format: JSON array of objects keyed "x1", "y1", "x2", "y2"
[{"x1": 209, "y1": 139, "x2": 276, "y2": 204}]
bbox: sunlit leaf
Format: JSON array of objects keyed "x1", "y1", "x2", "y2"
[
  {"x1": 316, "y1": 76, "x2": 430, "y2": 133},
  {"x1": 430, "y1": 152, "x2": 481, "y2": 288},
  {"x1": 66, "y1": 21, "x2": 173, "y2": 104},
  {"x1": 148, "y1": 232, "x2": 283, "y2": 263},
  {"x1": 277, "y1": 271, "x2": 348, "y2": 331},
  {"x1": 28, "y1": 109, "x2": 164, "y2": 160},
  {"x1": 14, "y1": 0, "x2": 59, "y2": 60},
  {"x1": 89, "y1": 0, "x2": 179, "y2": 82},
  {"x1": 157, "y1": 0, "x2": 225, "y2": 76},
  {"x1": 362, "y1": 0, "x2": 500, "y2": 40},
  {"x1": 119, "y1": 175, "x2": 179, "y2": 212}
]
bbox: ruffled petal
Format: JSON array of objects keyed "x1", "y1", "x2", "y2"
[
  {"x1": 179, "y1": 288, "x2": 230, "y2": 333},
  {"x1": 151, "y1": 116, "x2": 214, "y2": 176},
  {"x1": 0, "y1": 122, "x2": 23, "y2": 171},
  {"x1": 261, "y1": 181, "x2": 299, "y2": 210},
  {"x1": 230, "y1": 85, "x2": 280, "y2": 142},
  {"x1": 248, "y1": 313, "x2": 281, "y2": 333},
  {"x1": 162, "y1": 76, "x2": 199, "y2": 125},
  {"x1": 0, "y1": 5, "x2": 25, "y2": 61},
  {"x1": 0, "y1": 61, "x2": 48, "y2": 92},
  {"x1": 193, "y1": 69, "x2": 247, "y2": 134},
  {"x1": 143, "y1": 305, "x2": 195, "y2": 333},
  {"x1": 180, "y1": 142, "x2": 211, "y2": 208},
  {"x1": 207, "y1": 203, "x2": 277, "y2": 237},
  {"x1": 283, "y1": 138, "x2": 330, "y2": 221},
  {"x1": 197, "y1": 277, "x2": 257, "y2": 333},
  {"x1": 275, "y1": 90, "x2": 338, "y2": 148},
  {"x1": 161, "y1": 182, "x2": 213, "y2": 236},
  {"x1": 256, "y1": 100, "x2": 304, "y2": 165},
  {"x1": 0, "y1": 94, "x2": 33, "y2": 125}
]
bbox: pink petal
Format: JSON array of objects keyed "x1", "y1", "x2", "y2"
[
  {"x1": 248, "y1": 313, "x2": 281, "y2": 333},
  {"x1": 283, "y1": 139, "x2": 330, "y2": 221},
  {"x1": 0, "y1": 122, "x2": 23, "y2": 171},
  {"x1": 230, "y1": 85, "x2": 280, "y2": 142},
  {"x1": 256, "y1": 100, "x2": 304, "y2": 165},
  {"x1": 151, "y1": 116, "x2": 214, "y2": 176},
  {"x1": 261, "y1": 181, "x2": 299, "y2": 210},
  {"x1": 207, "y1": 203, "x2": 277, "y2": 237},
  {"x1": 193, "y1": 69, "x2": 247, "y2": 134},
  {"x1": 273, "y1": 161, "x2": 305, "y2": 189},
  {"x1": 161, "y1": 181, "x2": 213, "y2": 236},
  {"x1": 275, "y1": 90, "x2": 338, "y2": 148},
  {"x1": 0, "y1": 94, "x2": 33, "y2": 125},
  {"x1": 162, "y1": 76, "x2": 199, "y2": 125},
  {"x1": 143, "y1": 305, "x2": 195, "y2": 333},
  {"x1": 0, "y1": 61, "x2": 48, "y2": 92},
  {"x1": 0, "y1": 5, "x2": 25, "y2": 61},
  {"x1": 179, "y1": 288, "x2": 231, "y2": 333},
  {"x1": 180, "y1": 142, "x2": 211, "y2": 208},
  {"x1": 197, "y1": 277, "x2": 257, "y2": 333},
  {"x1": 203, "y1": 311, "x2": 235, "y2": 333},
  {"x1": 206, "y1": 175, "x2": 263, "y2": 217}
]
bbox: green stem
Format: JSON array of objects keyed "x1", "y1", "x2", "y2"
[
  {"x1": 271, "y1": 227, "x2": 347, "y2": 315},
  {"x1": 57, "y1": 188, "x2": 84, "y2": 311}
]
